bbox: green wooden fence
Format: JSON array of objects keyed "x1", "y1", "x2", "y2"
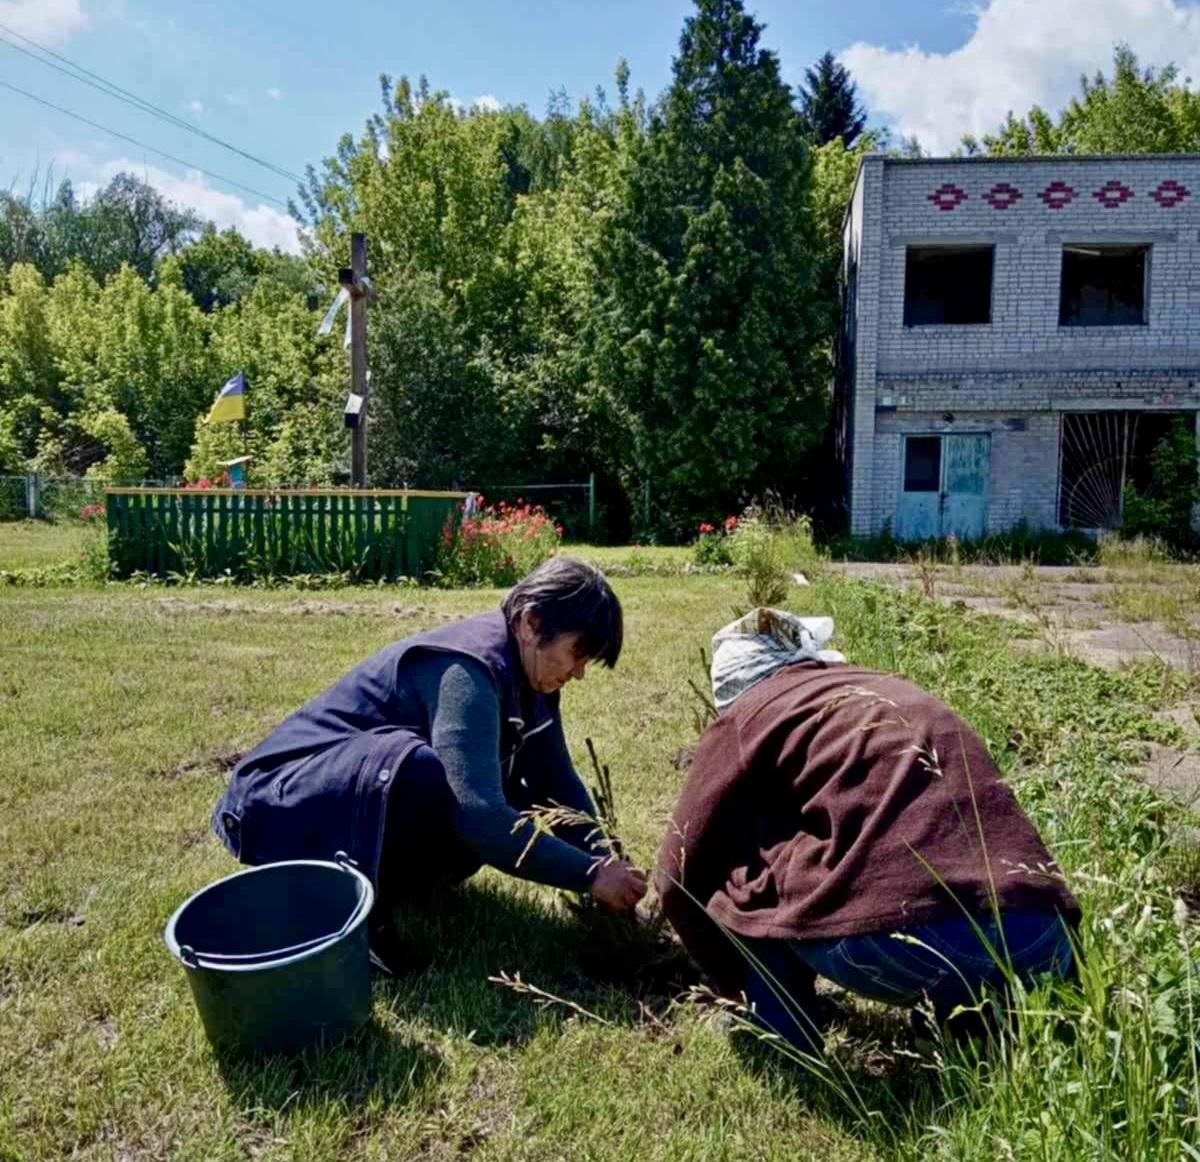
[{"x1": 105, "y1": 488, "x2": 466, "y2": 581}]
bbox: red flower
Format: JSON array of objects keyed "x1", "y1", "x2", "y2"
[
  {"x1": 698, "y1": 522, "x2": 715, "y2": 535},
  {"x1": 724, "y1": 515, "x2": 738, "y2": 532}
]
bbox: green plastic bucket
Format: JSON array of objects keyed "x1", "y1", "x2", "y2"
[{"x1": 163, "y1": 853, "x2": 374, "y2": 1056}]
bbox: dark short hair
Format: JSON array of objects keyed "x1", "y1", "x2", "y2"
[{"x1": 502, "y1": 556, "x2": 623, "y2": 668}]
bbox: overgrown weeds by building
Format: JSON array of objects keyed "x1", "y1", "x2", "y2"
[{"x1": 727, "y1": 500, "x2": 819, "y2": 609}]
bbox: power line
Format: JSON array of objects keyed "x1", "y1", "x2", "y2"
[
  {"x1": 0, "y1": 78, "x2": 292, "y2": 208},
  {"x1": 0, "y1": 19, "x2": 306, "y2": 186}
]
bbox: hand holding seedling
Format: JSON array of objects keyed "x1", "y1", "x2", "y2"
[{"x1": 589, "y1": 860, "x2": 648, "y2": 910}]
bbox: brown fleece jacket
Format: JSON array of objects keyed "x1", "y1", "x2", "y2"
[{"x1": 656, "y1": 663, "x2": 1079, "y2": 994}]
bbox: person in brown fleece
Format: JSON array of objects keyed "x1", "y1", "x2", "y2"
[{"x1": 656, "y1": 609, "x2": 1079, "y2": 1052}]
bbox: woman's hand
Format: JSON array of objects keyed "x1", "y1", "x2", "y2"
[{"x1": 589, "y1": 860, "x2": 649, "y2": 911}]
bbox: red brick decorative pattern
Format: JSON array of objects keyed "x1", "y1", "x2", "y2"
[
  {"x1": 1150, "y1": 179, "x2": 1190, "y2": 208},
  {"x1": 927, "y1": 177, "x2": 1195, "y2": 210},
  {"x1": 983, "y1": 182, "x2": 1023, "y2": 209},
  {"x1": 1092, "y1": 179, "x2": 1134, "y2": 208},
  {"x1": 1038, "y1": 181, "x2": 1076, "y2": 210},
  {"x1": 927, "y1": 183, "x2": 968, "y2": 211}
]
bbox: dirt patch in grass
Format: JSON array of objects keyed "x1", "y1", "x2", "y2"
[
  {"x1": 1140, "y1": 742, "x2": 1200, "y2": 809},
  {"x1": 1137, "y1": 702, "x2": 1200, "y2": 809},
  {"x1": 14, "y1": 903, "x2": 86, "y2": 929},
  {"x1": 158, "y1": 748, "x2": 244, "y2": 782},
  {"x1": 158, "y1": 748, "x2": 243, "y2": 782},
  {"x1": 1066, "y1": 623, "x2": 1200, "y2": 671}
]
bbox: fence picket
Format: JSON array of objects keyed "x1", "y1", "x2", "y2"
[{"x1": 101, "y1": 488, "x2": 464, "y2": 580}]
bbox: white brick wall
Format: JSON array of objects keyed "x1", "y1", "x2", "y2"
[{"x1": 844, "y1": 154, "x2": 1200, "y2": 535}]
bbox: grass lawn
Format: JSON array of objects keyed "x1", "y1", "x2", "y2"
[
  {"x1": 2, "y1": 524, "x2": 1199, "y2": 1159},
  {"x1": 0, "y1": 521, "x2": 91, "y2": 571}
]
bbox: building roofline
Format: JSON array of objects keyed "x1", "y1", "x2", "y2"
[{"x1": 871, "y1": 151, "x2": 1200, "y2": 165}]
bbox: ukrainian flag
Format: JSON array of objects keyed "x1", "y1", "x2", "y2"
[{"x1": 205, "y1": 372, "x2": 246, "y2": 424}]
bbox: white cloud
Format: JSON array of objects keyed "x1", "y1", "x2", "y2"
[
  {"x1": 224, "y1": 92, "x2": 249, "y2": 108},
  {"x1": 51, "y1": 146, "x2": 90, "y2": 169},
  {"x1": 842, "y1": 0, "x2": 1200, "y2": 154},
  {"x1": 188, "y1": 99, "x2": 205, "y2": 115},
  {"x1": 0, "y1": 0, "x2": 86, "y2": 45},
  {"x1": 78, "y1": 160, "x2": 301, "y2": 253},
  {"x1": 472, "y1": 94, "x2": 502, "y2": 111},
  {"x1": 266, "y1": 87, "x2": 282, "y2": 101}
]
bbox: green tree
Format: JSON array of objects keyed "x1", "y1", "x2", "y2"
[
  {"x1": 1121, "y1": 419, "x2": 1200, "y2": 551},
  {"x1": 809, "y1": 133, "x2": 878, "y2": 334},
  {"x1": 189, "y1": 278, "x2": 344, "y2": 484},
  {"x1": 176, "y1": 227, "x2": 316, "y2": 312},
  {"x1": 297, "y1": 78, "x2": 601, "y2": 488},
  {"x1": 967, "y1": 45, "x2": 1200, "y2": 155},
  {"x1": 84, "y1": 265, "x2": 214, "y2": 476},
  {"x1": 177, "y1": 226, "x2": 263, "y2": 312},
  {"x1": 0, "y1": 191, "x2": 50, "y2": 275},
  {"x1": 0, "y1": 264, "x2": 58, "y2": 408},
  {"x1": 44, "y1": 262, "x2": 102, "y2": 409},
  {"x1": 77, "y1": 407, "x2": 150, "y2": 483},
  {"x1": 599, "y1": 0, "x2": 824, "y2": 534},
  {"x1": 71, "y1": 174, "x2": 201, "y2": 281},
  {"x1": 797, "y1": 51, "x2": 867, "y2": 147},
  {"x1": 183, "y1": 419, "x2": 243, "y2": 483}
]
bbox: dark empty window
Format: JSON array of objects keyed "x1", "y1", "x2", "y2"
[
  {"x1": 903, "y1": 436, "x2": 941, "y2": 492},
  {"x1": 904, "y1": 246, "x2": 994, "y2": 326},
  {"x1": 1059, "y1": 245, "x2": 1148, "y2": 326}
]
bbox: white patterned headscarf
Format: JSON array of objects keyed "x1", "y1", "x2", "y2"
[{"x1": 710, "y1": 608, "x2": 845, "y2": 712}]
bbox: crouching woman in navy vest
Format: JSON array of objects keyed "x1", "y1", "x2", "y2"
[{"x1": 212, "y1": 556, "x2": 646, "y2": 970}]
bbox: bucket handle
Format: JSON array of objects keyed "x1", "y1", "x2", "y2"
[{"x1": 176, "y1": 853, "x2": 369, "y2": 968}]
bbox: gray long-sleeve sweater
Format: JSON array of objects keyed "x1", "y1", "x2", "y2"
[{"x1": 394, "y1": 653, "x2": 598, "y2": 890}]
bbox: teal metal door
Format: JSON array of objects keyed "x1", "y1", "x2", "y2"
[
  {"x1": 941, "y1": 433, "x2": 990, "y2": 539},
  {"x1": 896, "y1": 433, "x2": 989, "y2": 540}
]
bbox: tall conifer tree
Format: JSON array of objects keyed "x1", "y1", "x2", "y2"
[
  {"x1": 599, "y1": 0, "x2": 824, "y2": 532},
  {"x1": 798, "y1": 51, "x2": 866, "y2": 147}
]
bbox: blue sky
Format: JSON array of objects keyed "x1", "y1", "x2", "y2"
[{"x1": 2, "y1": 0, "x2": 1199, "y2": 250}]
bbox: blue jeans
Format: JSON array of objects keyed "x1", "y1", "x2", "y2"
[{"x1": 743, "y1": 909, "x2": 1076, "y2": 1053}]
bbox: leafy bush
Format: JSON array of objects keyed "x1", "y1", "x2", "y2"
[
  {"x1": 1121, "y1": 418, "x2": 1200, "y2": 552},
  {"x1": 728, "y1": 502, "x2": 819, "y2": 608},
  {"x1": 692, "y1": 516, "x2": 738, "y2": 565},
  {"x1": 435, "y1": 498, "x2": 562, "y2": 587},
  {"x1": 0, "y1": 476, "x2": 26, "y2": 521}
]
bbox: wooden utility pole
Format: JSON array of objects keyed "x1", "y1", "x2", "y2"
[{"x1": 340, "y1": 233, "x2": 370, "y2": 486}]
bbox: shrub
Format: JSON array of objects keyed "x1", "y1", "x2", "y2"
[
  {"x1": 436, "y1": 498, "x2": 562, "y2": 587},
  {"x1": 728, "y1": 502, "x2": 819, "y2": 608},
  {"x1": 1120, "y1": 418, "x2": 1200, "y2": 552},
  {"x1": 692, "y1": 516, "x2": 737, "y2": 566}
]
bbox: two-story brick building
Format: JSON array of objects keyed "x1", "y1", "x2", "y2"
[{"x1": 837, "y1": 153, "x2": 1200, "y2": 539}]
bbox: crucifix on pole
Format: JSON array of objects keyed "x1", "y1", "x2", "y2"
[{"x1": 339, "y1": 233, "x2": 371, "y2": 486}]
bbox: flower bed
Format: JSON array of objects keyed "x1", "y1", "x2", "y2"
[{"x1": 437, "y1": 498, "x2": 562, "y2": 586}]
